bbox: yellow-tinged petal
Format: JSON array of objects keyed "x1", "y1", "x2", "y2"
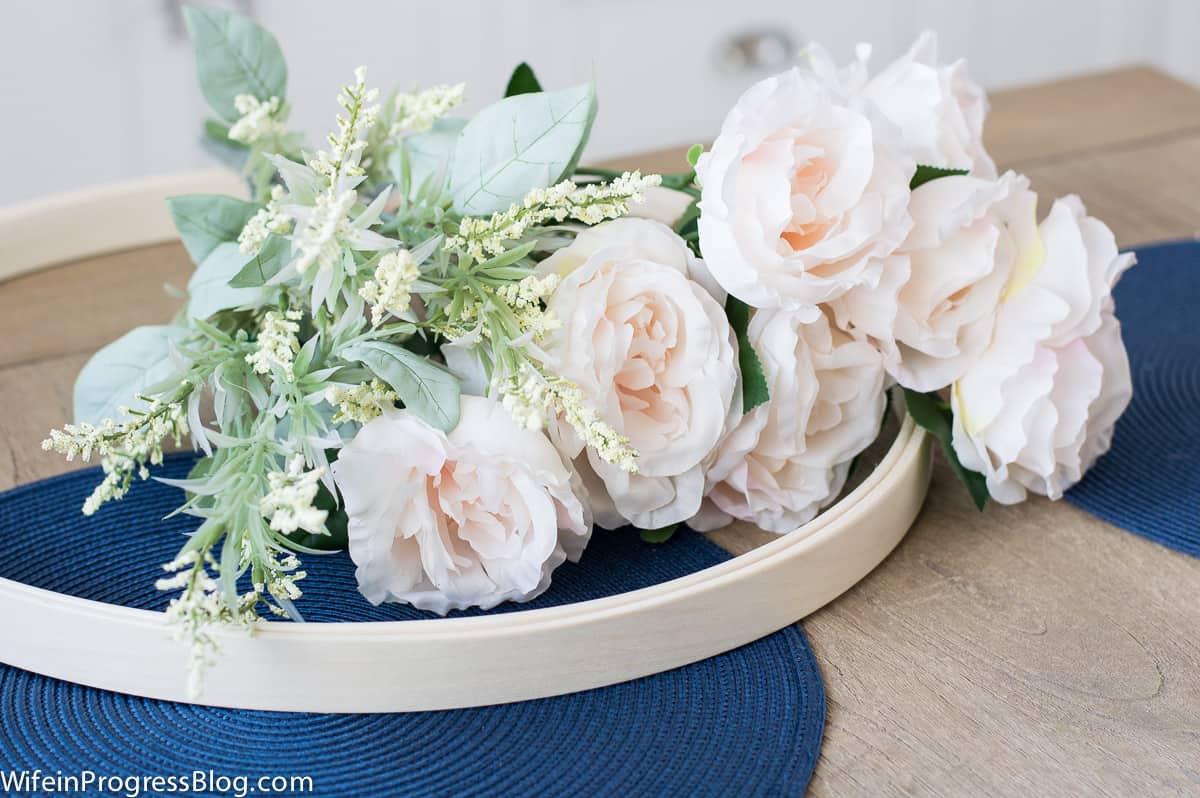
[{"x1": 1001, "y1": 209, "x2": 1045, "y2": 302}]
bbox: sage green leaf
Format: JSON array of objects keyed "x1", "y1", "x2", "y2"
[
  {"x1": 187, "y1": 242, "x2": 267, "y2": 320},
  {"x1": 910, "y1": 165, "x2": 969, "y2": 190},
  {"x1": 340, "y1": 341, "x2": 461, "y2": 431},
  {"x1": 230, "y1": 234, "x2": 291, "y2": 288},
  {"x1": 725, "y1": 297, "x2": 770, "y2": 413},
  {"x1": 183, "y1": 5, "x2": 287, "y2": 122},
  {"x1": 477, "y1": 240, "x2": 537, "y2": 273},
  {"x1": 902, "y1": 388, "x2": 989, "y2": 511},
  {"x1": 204, "y1": 118, "x2": 247, "y2": 150},
  {"x1": 167, "y1": 194, "x2": 260, "y2": 265},
  {"x1": 640, "y1": 524, "x2": 679, "y2": 544},
  {"x1": 74, "y1": 325, "x2": 189, "y2": 425},
  {"x1": 400, "y1": 118, "x2": 466, "y2": 194},
  {"x1": 264, "y1": 154, "x2": 322, "y2": 205},
  {"x1": 504, "y1": 62, "x2": 543, "y2": 97},
  {"x1": 450, "y1": 82, "x2": 597, "y2": 215}
]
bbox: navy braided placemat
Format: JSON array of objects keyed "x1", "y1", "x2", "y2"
[
  {"x1": 1067, "y1": 240, "x2": 1200, "y2": 556},
  {"x1": 0, "y1": 454, "x2": 826, "y2": 797}
]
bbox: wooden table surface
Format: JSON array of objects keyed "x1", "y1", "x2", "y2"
[{"x1": 2, "y1": 67, "x2": 1199, "y2": 796}]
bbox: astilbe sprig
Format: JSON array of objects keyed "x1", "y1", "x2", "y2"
[
  {"x1": 444, "y1": 171, "x2": 663, "y2": 262},
  {"x1": 42, "y1": 396, "x2": 191, "y2": 515}
]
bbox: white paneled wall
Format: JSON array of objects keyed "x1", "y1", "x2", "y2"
[{"x1": 2, "y1": 0, "x2": 1197, "y2": 206}]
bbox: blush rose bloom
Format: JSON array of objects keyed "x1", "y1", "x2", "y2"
[
  {"x1": 830, "y1": 171, "x2": 1040, "y2": 392},
  {"x1": 695, "y1": 66, "x2": 914, "y2": 316},
  {"x1": 951, "y1": 196, "x2": 1135, "y2": 503},
  {"x1": 331, "y1": 395, "x2": 591, "y2": 614},
  {"x1": 810, "y1": 32, "x2": 996, "y2": 177},
  {"x1": 691, "y1": 309, "x2": 886, "y2": 534},
  {"x1": 539, "y1": 218, "x2": 739, "y2": 529}
]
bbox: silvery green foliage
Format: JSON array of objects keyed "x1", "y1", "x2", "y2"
[
  {"x1": 399, "y1": 118, "x2": 465, "y2": 196},
  {"x1": 183, "y1": 5, "x2": 287, "y2": 122},
  {"x1": 340, "y1": 341, "x2": 461, "y2": 431},
  {"x1": 187, "y1": 242, "x2": 268, "y2": 320},
  {"x1": 449, "y1": 83, "x2": 597, "y2": 215},
  {"x1": 73, "y1": 326, "x2": 188, "y2": 425},
  {"x1": 167, "y1": 194, "x2": 261, "y2": 265},
  {"x1": 229, "y1": 235, "x2": 292, "y2": 288}
]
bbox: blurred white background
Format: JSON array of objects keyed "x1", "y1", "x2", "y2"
[{"x1": 3, "y1": 0, "x2": 1199, "y2": 206}]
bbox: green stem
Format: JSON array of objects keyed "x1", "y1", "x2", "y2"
[{"x1": 572, "y1": 166, "x2": 625, "y2": 180}]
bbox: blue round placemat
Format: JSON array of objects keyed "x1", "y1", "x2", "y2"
[
  {"x1": 1067, "y1": 239, "x2": 1200, "y2": 556},
  {"x1": 0, "y1": 455, "x2": 826, "y2": 797}
]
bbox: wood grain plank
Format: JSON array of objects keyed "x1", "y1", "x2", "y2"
[
  {"x1": 986, "y1": 66, "x2": 1200, "y2": 166},
  {"x1": 0, "y1": 243, "x2": 192, "y2": 369},
  {"x1": 0, "y1": 353, "x2": 85, "y2": 490},
  {"x1": 1017, "y1": 133, "x2": 1200, "y2": 246},
  {"x1": 806, "y1": 459, "x2": 1200, "y2": 798}
]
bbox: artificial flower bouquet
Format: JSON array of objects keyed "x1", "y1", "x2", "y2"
[{"x1": 43, "y1": 6, "x2": 1134, "y2": 688}]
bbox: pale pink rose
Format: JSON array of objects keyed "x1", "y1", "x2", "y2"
[
  {"x1": 695, "y1": 66, "x2": 914, "y2": 315},
  {"x1": 810, "y1": 32, "x2": 995, "y2": 176},
  {"x1": 540, "y1": 218, "x2": 739, "y2": 529},
  {"x1": 692, "y1": 309, "x2": 886, "y2": 534},
  {"x1": 830, "y1": 171, "x2": 1040, "y2": 392},
  {"x1": 331, "y1": 396, "x2": 591, "y2": 614},
  {"x1": 951, "y1": 196, "x2": 1135, "y2": 503}
]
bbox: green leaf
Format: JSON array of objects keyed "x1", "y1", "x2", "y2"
[
  {"x1": 504, "y1": 62, "x2": 543, "y2": 97},
  {"x1": 74, "y1": 325, "x2": 189, "y2": 425},
  {"x1": 187, "y1": 242, "x2": 267, "y2": 320},
  {"x1": 686, "y1": 143, "x2": 704, "y2": 168},
  {"x1": 910, "y1": 165, "x2": 969, "y2": 190},
  {"x1": 229, "y1": 234, "x2": 291, "y2": 287},
  {"x1": 725, "y1": 297, "x2": 770, "y2": 413},
  {"x1": 340, "y1": 341, "x2": 461, "y2": 431},
  {"x1": 265, "y1": 154, "x2": 322, "y2": 205},
  {"x1": 399, "y1": 118, "x2": 466, "y2": 194},
  {"x1": 640, "y1": 524, "x2": 679, "y2": 544},
  {"x1": 167, "y1": 194, "x2": 260, "y2": 265},
  {"x1": 477, "y1": 240, "x2": 538, "y2": 273},
  {"x1": 183, "y1": 5, "x2": 287, "y2": 122},
  {"x1": 902, "y1": 388, "x2": 989, "y2": 511},
  {"x1": 450, "y1": 82, "x2": 598, "y2": 215},
  {"x1": 204, "y1": 118, "x2": 247, "y2": 150}
]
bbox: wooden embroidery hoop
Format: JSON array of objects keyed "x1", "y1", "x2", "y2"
[{"x1": 0, "y1": 172, "x2": 932, "y2": 712}]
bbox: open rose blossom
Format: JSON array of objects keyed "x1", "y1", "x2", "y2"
[
  {"x1": 691, "y1": 309, "x2": 886, "y2": 534},
  {"x1": 331, "y1": 396, "x2": 591, "y2": 614},
  {"x1": 539, "y1": 218, "x2": 738, "y2": 529},
  {"x1": 811, "y1": 32, "x2": 996, "y2": 177},
  {"x1": 951, "y1": 196, "x2": 1135, "y2": 503},
  {"x1": 830, "y1": 171, "x2": 1040, "y2": 392},
  {"x1": 695, "y1": 65, "x2": 914, "y2": 315}
]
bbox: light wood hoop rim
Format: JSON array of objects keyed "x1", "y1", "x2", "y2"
[{"x1": 0, "y1": 172, "x2": 931, "y2": 712}]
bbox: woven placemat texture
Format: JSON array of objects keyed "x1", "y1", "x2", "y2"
[
  {"x1": 0, "y1": 454, "x2": 825, "y2": 797},
  {"x1": 1068, "y1": 240, "x2": 1200, "y2": 557}
]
